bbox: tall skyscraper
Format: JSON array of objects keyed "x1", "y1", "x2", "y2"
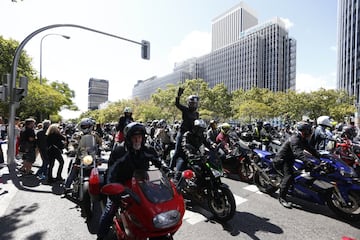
[
  {"x1": 212, "y1": 1, "x2": 258, "y2": 51},
  {"x1": 133, "y1": 2, "x2": 296, "y2": 100},
  {"x1": 337, "y1": 0, "x2": 360, "y2": 110},
  {"x1": 88, "y1": 78, "x2": 109, "y2": 110}
]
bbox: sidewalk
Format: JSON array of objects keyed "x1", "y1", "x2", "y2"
[{"x1": 0, "y1": 144, "x2": 68, "y2": 218}]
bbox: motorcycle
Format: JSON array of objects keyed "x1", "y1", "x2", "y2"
[
  {"x1": 66, "y1": 134, "x2": 107, "y2": 219},
  {"x1": 175, "y1": 149, "x2": 236, "y2": 222},
  {"x1": 219, "y1": 138, "x2": 255, "y2": 183},
  {"x1": 252, "y1": 147, "x2": 360, "y2": 221},
  {"x1": 101, "y1": 169, "x2": 186, "y2": 240},
  {"x1": 334, "y1": 137, "x2": 360, "y2": 174}
]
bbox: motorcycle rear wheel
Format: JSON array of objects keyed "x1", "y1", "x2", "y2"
[
  {"x1": 207, "y1": 186, "x2": 236, "y2": 222},
  {"x1": 327, "y1": 191, "x2": 360, "y2": 221},
  {"x1": 254, "y1": 171, "x2": 278, "y2": 194},
  {"x1": 238, "y1": 160, "x2": 255, "y2": 183}
]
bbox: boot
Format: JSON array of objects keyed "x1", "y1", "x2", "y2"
[{"x1": 279, "y1": 189, "x2": 292, "y2": 208}]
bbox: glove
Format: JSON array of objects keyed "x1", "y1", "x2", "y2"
[
  {"x1": 305, "y1": 161, "x2": 315, "y2": 170},
  {"x1": 160, "y1": 165, "x2": 170, "y2": 174},
  {"x1": 177, "y1": 87, "x2": 184, "y2": 97}
]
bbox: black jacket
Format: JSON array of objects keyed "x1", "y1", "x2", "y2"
[
  {"x1": 275, "y1": 132, "x2": 320, "y2": 165},
  {"x1": 175, "y1": 96, "x2": 199, "y2": 133},
  {"x1": 107, "y1": 145, "x2": 162, "y2": 185}
]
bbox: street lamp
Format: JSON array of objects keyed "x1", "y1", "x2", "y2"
[{"x1": 39, "y1": 33, "x2": 70, "y2": 85}]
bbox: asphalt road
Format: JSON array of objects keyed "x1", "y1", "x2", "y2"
[{"x1": 0, "y1": 149, "x2": 359, "y2": 240}]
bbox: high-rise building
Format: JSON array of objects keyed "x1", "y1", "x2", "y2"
[
  {"x1": 337, "y1": 0, "x2": 359, "y2": 111},
  {"x1": 88, "y1": 78, "x2": 109, "y2": 110},
  {"x1": 132, "y1": 2, "x2": 296, "y2": 100},
  {"x1": 212, "y1": 1, "x2": 258, "y2": 51}
]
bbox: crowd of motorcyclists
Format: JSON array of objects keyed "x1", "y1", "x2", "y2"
[{"x1": 12, "y1": 86, "x2": 360, "y2": 238}]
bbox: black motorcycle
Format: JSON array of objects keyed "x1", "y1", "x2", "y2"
[{"x1": 175, "y1": 149, "x2": 236, "y2": 222}]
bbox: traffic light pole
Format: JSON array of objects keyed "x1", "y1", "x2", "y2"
[{"x1": 7, "y1": 24, "x2": 150, "y2": 166}]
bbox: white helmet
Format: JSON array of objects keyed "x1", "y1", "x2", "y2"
[{"x1": 317, "y1": 116, "x2": 332, "y2": 128}]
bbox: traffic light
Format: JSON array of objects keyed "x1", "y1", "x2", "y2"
[
  {"x1": 141, "y1": 40, "x2": 150, "y2": 60},
  {"x1": 15, "y1": 76, "x2": 28, "y2": 102}
]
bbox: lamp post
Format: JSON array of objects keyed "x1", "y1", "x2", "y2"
[{"x1": 39, "y1": 33, "x2": 70, "y2": 85}]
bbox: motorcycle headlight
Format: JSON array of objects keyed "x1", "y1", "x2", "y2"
[
  {"x1": 153, "y1": 210, "x2": 181, "y2": 229},
  {"x1": 82, "y1": 155, "x2": 93, "y2": 166},
  {"x1": 211, "y1": 169, "x2": 223, "y2": 178},
  {"x1": 340, "y1": 167, "x2": 358, "y2": 178}
]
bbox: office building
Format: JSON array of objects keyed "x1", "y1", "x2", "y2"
[
  {"x1": 212, "y1": 1, "x2": 258, "y2": 51},
  {"x1": 88, "y1": 78, "x2": 109, "y2": 110},
  {"x1": 133, "y1": 3, "x2": 296, "y2": 100},
  {"x1": 337, "y1": 0, "x2": 360, "y2": 111}
]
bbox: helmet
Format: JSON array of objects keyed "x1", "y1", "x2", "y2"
[
  {"x1": 123, "y1": 122, "x2": 146, "y2": 148},
  {"x1": 124, "y1": 107, "x2": 132, "y2": 114},
  {"x1": 79, "y1": 118, "x2": 94, "y2": 134},
  {"x1": 317, "y1": 116, "x2": 332, "y2": 128},
  {"x1": 193, "y1": 119, "x2": 206, "y2": 137},
  {"x1": 157, "y1": 119, "x2": 167, "y2": 128},
  {"x1": 187, "y1": 95, "x2": 199, "y2": 110},
  {"x1": 256, "y1": 121, "x2": 263, "y2": 127},
  {"x1": 220, "y1": 123, "x2": 231, "y2": 134},
  {"x1": 296, "y1": 121, "x2": 312, "y2": 137}
]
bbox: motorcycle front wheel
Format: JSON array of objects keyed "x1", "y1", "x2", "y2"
[
  {"x1": 327, "y1": 190, "x2": 360, "y2": 221},
  {"x1": 253, "y1": 171, "x2": 278, "y2": 194},
  {"x1": 207, "y1": 186, "x2": 236, "y2": 222}
]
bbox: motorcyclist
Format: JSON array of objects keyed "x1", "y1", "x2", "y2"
[
  {"x1": 274, "y1": 121, "x2": 320, "y2": 208},
  {"x1": 260, "y1": 122, "x2": 273, "y2": 150},
  {"x1": 175, "y1": 119, "x2": 208, "y2": 175},
  {"x1": 63, "y1": 118, "x2": 102, "y2": 193},
  {"x1": 115, "y1": 106, "x2": 134, "y2": 143},
  {"x1": 170, "y1": 87, "x2": 199, "y2": 169},
  {"x1": 206, "y1": 119, "x2": 219, "y2": 149},
  {"x1": 154, "y1": 119, "x2": 175, "y2": 160},
  {"x1": 97, "y1": 122, "x2": 165, "y2": 240},
  {"x1": 216, "y1": 123, "x2": 232, "y2": 155},
  {"x1": 312, "y1": 116, "x2": 333, "y2": 150}
]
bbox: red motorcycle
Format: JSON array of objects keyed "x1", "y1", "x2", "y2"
[
  {"x1": 334, "y1": 137, "x2": 360, "y2": 174},
  {"x1": 101, "y1": 169, "x2": 187, "y2": 240}
]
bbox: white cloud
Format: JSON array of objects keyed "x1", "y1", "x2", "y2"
[
  {"x1": 280, "y1": 17, "x2": 294, "y2": 30},
  {"x1": 296, "y1": 72, "x2": 336, "y2": 93},
  {"x1": 168, "y1": 31, "x2": 211, "y2": 65}
]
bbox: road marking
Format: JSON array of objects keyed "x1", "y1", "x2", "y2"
[
  {"x1": 243, "y1": 184, "x2": 263, "y2": 194},
  {"x1": 184, "y1": 193, "x2": 247, "y2": 225}
]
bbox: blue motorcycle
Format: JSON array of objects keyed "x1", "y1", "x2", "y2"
[{"x1": 252, "y1": 148, "x2": 360, "y2": 221}]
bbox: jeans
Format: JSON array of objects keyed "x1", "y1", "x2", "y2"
[
  {"x1": 97, "y1": 198, "x2": 119, "y2": 238},
  {"x1": 36, "y1": 148, "x2": 49, "y2": 177}
]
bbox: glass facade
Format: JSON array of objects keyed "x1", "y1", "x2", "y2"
[{"x1": 133, "y1": 6, "x2": 296, "y2": 100}]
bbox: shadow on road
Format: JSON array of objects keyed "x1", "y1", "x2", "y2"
[
  {"x1": 222, "y1": 211, "x2": 283, "y2": 239},
  {"x1": 0, "y1": 203, "x2": 46, "y2": 240}
]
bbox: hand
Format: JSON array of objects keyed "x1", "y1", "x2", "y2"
[{"x1": 178, "y1": 87, "x2": 184, "y2": 97}]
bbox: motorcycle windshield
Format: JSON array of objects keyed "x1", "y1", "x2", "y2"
[
  {"x1": 78, "y1": 135, "x2": 97, "y2": 156},
  {"x1": 135, "y1": 169, "x2": 174, "y2": 204}
]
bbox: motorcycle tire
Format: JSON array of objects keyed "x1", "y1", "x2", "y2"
[
  {"x1": 207, "y1": 186, "x2": 236, "y2": 222},
  {"x1": 238, "y1": 160, "x2": 255, "y2": 183},
  {"x1": 327, "y1": 190, "x2": 360, "y2": 221},
  {"x1": 253, "y1": 171, "x2": 278, "y2": 194}
]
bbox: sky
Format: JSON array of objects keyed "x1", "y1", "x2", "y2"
[{"x1": 0, "y1": 0, "x2": 338, "y2": 119}]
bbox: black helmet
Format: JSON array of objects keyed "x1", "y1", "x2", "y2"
[
  {"x1": 296, "y1": 121, "x2": 312, "y2": 136},
  {"x1": 79, "y1": 118, "x2": 94, "y2": 134},
  {"x1": 123, "y1": 122, "x2": 146, "y2": 148},
  {"x1": 187, "y1": 95, "x2": 199, "y2": 110}
]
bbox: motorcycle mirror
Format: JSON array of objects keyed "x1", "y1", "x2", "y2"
[
  {"x1": 101, "y1": 183, "x2": 126, "y2": 195},
  {"x1": 182, "y1": 170, "x2": 195, "y2": 179}
]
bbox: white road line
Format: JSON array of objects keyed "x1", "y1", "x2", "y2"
[
  {"x1": 184, "y1": 193, "x2": 248, "y2": 225},
  {"x1": 243, "y1": 184, "x2": 263, "y2": 194}
]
